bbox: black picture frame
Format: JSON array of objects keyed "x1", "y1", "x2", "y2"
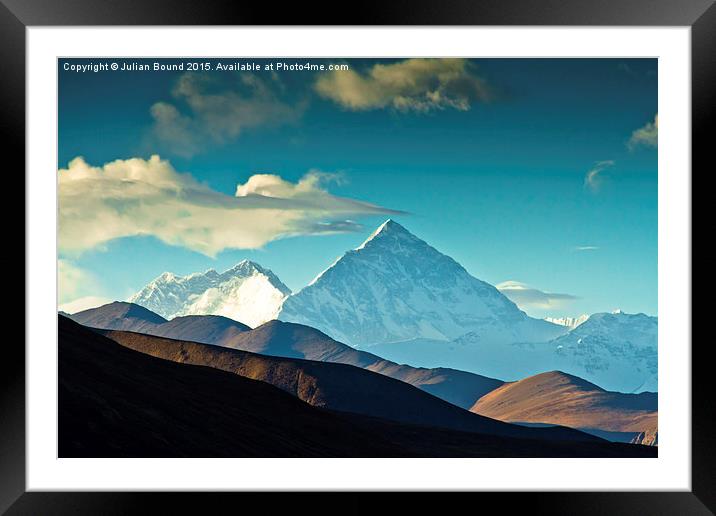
[{"x1": 3, "y1": 0, "x2": 709, "y2": 513}]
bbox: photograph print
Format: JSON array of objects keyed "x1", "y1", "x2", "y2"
[{"x1": 58, "y1": 57, "x2": 658, "y2": 457}]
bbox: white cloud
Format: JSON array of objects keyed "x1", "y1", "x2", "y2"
[
  {"x1": 497, "y1": 280, "x2": 579, "y2": 310},
  {"x1": 150, "y1": 73, "x2": 304, "y2": 157},
  {"x1": 58, "y1": 259, "x2": 109, "y2": 311},
  {"x1": 58, "y1": 259, "x2": 93, "y2": 303},
  {"x1": 59, "y1": 296, "x2": 112, "y2": 315},
  {"x1": 575, "y1": 245, "x2": 599, "y2": 251},
  {"x1": 628, "y1": 114, "x2": 658, "y2": 149},
  {"x1": 314, "y1": 58, "x2": 492, "y2": 112},
  {"x1": 584, "y1": 160, "x2": 615, "y2": 192},
  {"x1": 58, "y1": 155, "x2": 401, "y2": 257}
]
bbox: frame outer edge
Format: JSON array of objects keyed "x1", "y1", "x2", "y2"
[
  {"x1": 0, "y1": 0, "x2": 715, "y2": 26},
  {"x1": 691, "y1": 1, "x2": 716, "y2": 514},
  {"x1": 5, "y1": 0, "x2": 711, "y2": 512},
  {"x1": 0, "y1": 1, "x2": 27, "y2": 515}
]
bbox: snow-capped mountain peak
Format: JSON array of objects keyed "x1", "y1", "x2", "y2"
[
  {"x1": 355, "y1": 218, "x2": 416, "y2": 250},
  {"x1": 573, "y1": 311, "x2": 657, "y2": 341},
  {"x1": 547, "y1": 310, "x2": 658, "y2": 392},
  {"x1": 225, "y1": 259, "x2": 265, "y2": 275},
  {"x1": 278, "y1": 220, "x2": 566, "y2": 347},
  {"x1": 129, "y1": 260, "x2": 291, "y2": 328},
  {"x1": 306, "y1": 219, "x2": 425, "y2": 288}
]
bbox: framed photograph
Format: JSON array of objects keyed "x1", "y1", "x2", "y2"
[{"x1": 6, "y1": 0, "x2": 710, "y2": 513}]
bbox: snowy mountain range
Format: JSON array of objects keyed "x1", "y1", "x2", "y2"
[
  {"x1": 128, "y1": 260, "x2": 290, "y2": 328},
  {"x1": 548, "y1": 311, "x2": 657, "y2": 392},
  {"x1": 371, "y1": 310, "x2": 657, "y2": 393},
  {"x1": 125, "y1": 219, "x2": 656, "y2": 393}
]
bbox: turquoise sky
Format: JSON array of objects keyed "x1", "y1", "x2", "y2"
[{"x1": 58, "y1": 58, "x2": 657, "y2": 318}]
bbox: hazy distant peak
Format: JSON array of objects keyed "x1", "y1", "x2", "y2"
[{"x1": 587, "y1": 311, "x2": 656, "y2": 323}]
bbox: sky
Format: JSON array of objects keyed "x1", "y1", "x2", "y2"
[{"x1": 58, "y1": 57, "x2": 658, "y2": 319}]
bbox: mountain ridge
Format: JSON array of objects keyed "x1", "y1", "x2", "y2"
[
  {"x1": 68, "y1": 302, "x2": 503, "y2": 409},
  {"x1": 218, "y1": 318, "x2": 504, "y2": 408}
]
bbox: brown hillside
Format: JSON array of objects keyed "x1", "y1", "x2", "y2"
[{"x1": 471, "y1": 371, "x2": 657, "y2": 433}]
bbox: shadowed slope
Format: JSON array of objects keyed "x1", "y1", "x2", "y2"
[
  {"x1": 60, "y1": 316, "x2": 656, "y2": 458},
  {"x1": 471, "y1": 371, "x2": 657, "y2": 433},
  {"x1": 222, "y1": 320, "x2": 504, "y2": 409},
  {"x1": 98, "y1": 326, "x2": 598, "y2": 443},
  {"x1": 70, "y1": 303, "x2": 502, "y2": 409},
  {"x1": 60, "y1": 315, "x2": 398, "y2": 457}
]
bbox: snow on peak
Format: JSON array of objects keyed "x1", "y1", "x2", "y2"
[
  {"x1": 589, "y1": 310, "x2": 656, "y2": 323},
  {"x1": 545, "y1": 310, "x2": 658, "y2": 392},
  {"x1": 544, "y1": 314, "x2": 590, "y2": 330},
  {"x1": 128, "y1": 261, "x2": 291, "y2": 327},
  {"x1": 156, "y1": 271, "x2": 176, "y2": 282},
  {"x1": 305, "y1": 219, "x2": 426, "y2": 288},
  {"x1": 226, "y1": 259, "x2": 263, "y2": 274},
  {"x1": 355, "y1": 219, "x2": 415, "y2": 250},
  {"x1": 278, "y1": 220, "x2": 567, "y2": 347}
]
